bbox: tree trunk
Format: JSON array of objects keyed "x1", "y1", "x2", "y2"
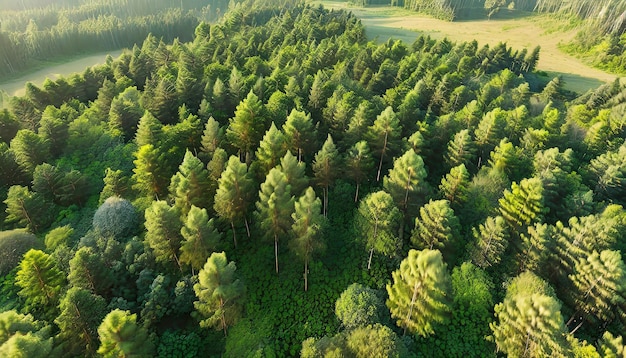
[
  {"x1": 376, "y1": 131, "x2": 389, "y2": 182},
  {"x1": 304, "y1": 258, "x2": 308, "y2": 291},
  {"x1": 367, "y1": 247, "x2": 374, "y2": 270},
  {"x1": 230, "y1": 221, "x2": 237, "y2": 248},
  {"x1": 275, "y1": 234, "x2": 279, "y2": 274},
  {"x1": 354, "y1": 182, "x2": 360, "y2": 202},
  {"x1": 244, "y1": 217, "x2": 250, "y2": 237},
  {"x1": 403, "y1": 280, "x2": 421, "y2": 336}
]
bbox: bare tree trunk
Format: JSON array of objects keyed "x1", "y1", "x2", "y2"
[
  {"x1": 231, "y1": 221, "x2": 237, "y2": 248},
  {"x1": 244, "y1": 217, "x2": 250, "y2": 237},
  {"x1": 367, "y1": 247, "x2": 374, "y2": 270},
  {"x1": 354, "y1": 182, "x2": 360, "y2": 202},
  {"x1": 376, "y1": 131, "x2": 389, "y2": 182}
]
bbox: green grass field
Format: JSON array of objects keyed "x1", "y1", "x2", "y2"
[
  {"x1": 315, "y1": 1, "x2": 621, "y2": 94},
  {"x1": 0, "y1": 50, "x2": 124, "y2": 99}
]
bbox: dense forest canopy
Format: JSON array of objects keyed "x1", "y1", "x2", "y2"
[{"x1": 0, "y1": 0, "x2": 626, "y2": 356}]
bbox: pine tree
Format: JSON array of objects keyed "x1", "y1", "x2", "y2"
[
  {"x1": 134, "y1": 111, "x2": 163, "y2": 148},
  {"x1": 345, "y1": 141, "x2": 374, "y2": 202},
  {"x1": 194, "y1": 252, "x2": 245, "y2": 336},
  {"x1": 169, "y1": 151, "x2": 211, "y2": 218},
  {"x1": 386, "y1": 249, "x2": 452, "y2": 336},
  {"x1": 356, "y1": 191, "x2": 402, "y2": 270},
  {"x1": 99, "y1": 168, "x2": 130, "y2": 204},
  {"x1": 10, "y1": 129, "x2": 49, "y2": 174},
  {"x1": 256, "y1": 122, "x2": 287, "y2": 174},
  {"x1": 439, "y1": 163, "x2": 470, "y2": 208},
  {"x1": 214, "y1": 156, "x2": 255, "y2": 247},
  {"x1": 15, "y1": 249, "x2": 65, "y2": 314},
  {"x1": 383, "y1": 149, "x2": 429, "y2": 220},
  {"x1": 470, "y1": 216, "x2": 509, "y2": 269},
  {"x1": 200, "y1": 116, "x2": 223, "y2": 159},
  {"x1": 490, "y1": 272, "x2": 569, "y2": 357},
  {"x1": 290, "y1": 187, "x2": 325, "y2": 291},
  {"x1": 132, "y1": 144, "x2": 169, "y2": 200},
  {"x1": 411, "y1": 199, "x2": 461, "y2": 262},
  {"x1": 108, "y1": 86, "x2": 143, "y2": 141},
  {"x1": 55, "y1": 287, "x2": 107, "y2": 356},
  {"x1": 282, "y1": 109, "x2": 316, "y2": 162},
  {"x1": 598, "y1": 331, "x2": 626, "y2": 357},
  {"x1": 445, "y1": 129, "x2": 476, "y2": 170},
  {"x1": 145, "y1": 201, "x2": 183, "y2": 271},
  {"x1": 180, "y1": 206, "x2": 221, "y2": 274},
  {"x1": 4, "y1": 185, "x2": 55, "y2": 233},
  {"x1": 368, "y1": 106, "x2": 401, "y2": 182},
  {"x1": 516, "y1": 223, "x2": 551, "y2": 274},
  {"x1": 498, "y1": 177, "x2": 545, "y2": 235},
  {"x1": 226, "y1": 91, "x2": 265, "y2": 164},
  {"x1": 255, "y1": 168, "x2": 295, "y2": 274},
  {"x1": 68, "y1": 247, "x2": 112, "y2": 297},
  {"x1": 97, "y1": 309, "x2": 155, "y2": 358},
  {"x1": 312, "y1": 134, "x2": 340, "y2": 217},
  {"x1": 279, "y1": 151, "x2": 309, "y2": 198}
]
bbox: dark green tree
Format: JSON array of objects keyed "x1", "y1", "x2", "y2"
[
  {"x1": 226, "y1": 91, "x2": 265, "y2": 164},
  {"x1": 145, "y1": 200, "x2": 183, "y2": 271},
  {"x1": 180, "y1": 206, "x2": 221, "y2": 275},
  {"x1": 55, "y1": 287, "x2": 107, "y2": 356},
  {"x1": 312, "y1": 134, "x2": 340, "y2": 217},
  {"x1": 368, "y1": 106, "x2": 401, "y2": 182},
  {"x1": 283, "y1": 108, "x2": 316, "y2": 162},
  {"x1": 4, "y1": 185, "x2": 54, "y2": 233}
]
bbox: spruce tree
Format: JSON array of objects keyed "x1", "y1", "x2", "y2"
[
  {"x1": 439, "y1": 163, "x2": 470, "y2": 208},
  {"x1": 180, "y1": 206, "x2": 221, "y2": 274},
  {"x1": 16, "y1": 249, "x2": 65, "y2": 315},
  {"x1": 226, "y1": 91, "x2": 265, "y2": 164},
  {"x1": 445, "y1": 129, "x2": 476, "y2": 170},
  {"x1": 312, "y1": 134, "x2": 340, "y2": 217},
  {"x1": 145, "y1": 200, "x2": 183, "y2": 271},
  {"x1": 200, "y1": 116, "x2": 223, "y2": 159},
  {"x1": 169, "y1": 150, "x2": 211, "y2": 218},
  {"x1": 368, "y1": 106, "x2": 401, "y2": 182},
  {"x1": 55, "y1": 287, "x2": 107, "y2": 356},
  {"x1": 345, "y1": 141, "x2": 374, "y2": 202},
  {"x1": 470, "y1": 216, "x2": 509, "y2": 269},
  {"x1": 383, "y1": 149, "x2": 429, "y2": 221},
  {"x1": 279, "y1": 151, "x2": 309, "y2": 198},
  {"x1": 411, "y1": 199, "x2": 461, "y2": 262},
  {"x1": 256, "y1": 122, "x2": 287, "y2": 174},
  {"x1": 283, "y1": 108, "x2": 316, "y2": 162}
]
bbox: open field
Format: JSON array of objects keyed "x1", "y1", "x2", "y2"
[
  {"x1": 0, "y1": 50, "x2": 124, "y2": 98},
  {"x1": 316, "y1": 1, "x2": 622, "y2": 94}
]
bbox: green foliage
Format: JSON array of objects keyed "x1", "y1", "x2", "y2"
[
  {"x1": 157, "y1": 330, "x2": 202, "y2": 358},
  {"x1": 411, "y1": 199, "x2": 461, "y2": 262},
  {"x1": 68, "y1": 246, "x2": 113, "y2": 296},
  {"x1": 469, "y1": 215, "x2": 509, "y2": 269},
  {"x1": 55, "y1": 287, "x2": 107, "y2": 356},
  {"x1": 97, "y1": 309, "x2": 155, "y2": 358},
  {"x1": 15, "y1": 249, "x2": 65, "y2": 314},
  {"x1": 386, "y1": 249, "x2": 452, "y2": 336},
  {"x1": 44, "y1": 225, "x2": 74, "y2": 251},
  {"x1": 0, "y1": 230, "x2": 41, "y2": 275},
  {"x1": 4, "y1": 185, "x2": 55, "y2": 233},
  {"x1": 180, "y1": 205, "x2": 221, "y2": 273},
  {"x1": 169, "y1": 150, "x2": 211, "y2": 218},
  {"x1": 313, "y1": 134, "x2": 340, "y2": 217},
  {"x1": 256, "y1": 122, "x2": 287, "y2": 174},
  {"x1": 92, "y1": 196, "x2": 139, "y2": 239},
  {"x1": 193, "y1": 252, "x2": 245, "y2": 335},
  {"x1": 145, "y1": 200, "x2": 183, "y2": 271},
  {"x1": 335, "y1": 283, "x2": 386, "y2": 329},
  {"x1": 226, "y1": 91, "x2": 265, "y2": 163},
  {"x1": 383, "y1": 148, "x2": 429, "y2": 219}
]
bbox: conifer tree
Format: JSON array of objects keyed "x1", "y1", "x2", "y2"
[
  {"x1": 282, "y1": 109, "x2": 316, "y2": 162},
  {"x1": 145, "y1": 200, "x2": 183, "y2": 271},
  {"x1": 68, "y1": 247, "x2": 112, "y2": 297},
  {"x1": 10, "y1": 129, "x2": 49, "y2": 174},
  {"x1": 383, "y1": 149, "x2": 429, "y2": 220},
  {"x1": 439, "y1": 163, "x2": 470, "y2": 208},
  {"x1": 16, "y1": 249, "x2": 65, "y2": 314},
  {"x1": 279, "y1": 151, "x2": 309, "y2": 198},
  {"x1": 194, "y1": 252, "x2": 245, "y2": 336},
  {"x1": 99, "y1": 168, "x2": 130, "y2": 204},
  {"x1": 214, "y1": 156, "x2": 255, "y2": 247},
  {"x1": 498, "y1": 177, "x2": 545, "y2": 235},
  {"x1": 135, "y1": 111, "x2": 163, "y2": 147},
  {"x1": 4, "y1": 185, "x2": 54, "y2": 233},
  {"x1": 290, "y1": 187, "x2": 325, "y2": 291},
  {"x1": 180, "y1": 206, "x2": 221, "y2": 274},
  {"x1": 55, "y1": 287, "x2": 107, "y2": 356},
  {"x1": 169, "y1": 150, "x2": 211, "y2": 218},
  {"x1": 386, "y1": 249, "x2": 451, "y2": 336},
  {"x1": 517, "y1": 223, "x2": 551, "y2": 274},
  {"x1": 132, "y1": 144, "x2": 169, "y2": 200},
  {"x1": 226, "y1": 91, "x2": 265, "y2": 164},
  {"x1": 200, "y1": 116, "x2": 223, "y2": 159},
  {"x1": 598, "y1": 331, "x2": 626, "y2": 357},
  {"x1": 345, "y1": 141, "x2": 374, "y2": 202},
  {"x1": 312, "y1": 134, "x2": 340, "y2": 217},
  {"x1": 445, "y1": 129, "x2": 476, "y2": 169},
  {"x1": 470, "y1": 216, "x2": 509, "y2": 269},
  {"x1": 255, "y1": 168, "x2": 294, "y2": 274},
  {"x1": 411, "y1": 199, "x2": 461, "y2": 261},
  {"x1": 356, "y1": 191, "x2": 402, "y2": 270},
  {"x1": 490, "y1": 272, "x2": 569, "y2": 357},
  {"x1": 97, "y1": 309, "x2": 155, "y2": 358},
  {"x1": 368, "y1": 106, "x2": 401, "y2": 182},
  {"x1": 108, "y1": 86, "x2": 143, "y2": 141},
  {"x1": 256, "y1": 122, "x2": 287, "y2": 174}
]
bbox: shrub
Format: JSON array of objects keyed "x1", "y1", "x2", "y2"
[
  {"x1": 92, "y1": 196, "x2": 139, "y2": 239},
  {"x1": 0, "y1": 230, "x2": 42, "y2": 275}
]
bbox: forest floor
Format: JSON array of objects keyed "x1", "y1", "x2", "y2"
[
  {"x1": 0, "y1": 49, "x2": 124, "y2": 98},
  {"x1": 316, "y1": 1, "x2": 622, "y2": 94}
]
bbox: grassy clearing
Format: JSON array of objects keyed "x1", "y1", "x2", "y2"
[
  {"x1": 314, "y1": 1, "x2": 621, "y2": 94},
  {"x1": 0, "y1": 50, "x2": 124, "y2": 98}
]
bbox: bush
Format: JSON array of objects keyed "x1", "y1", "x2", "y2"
[
  {"x1": 92, "y1": 196, "x2": 139, "y2": 239},
  {"x1": 0, "y1": 230, "x2": 42, "y2": 275}
]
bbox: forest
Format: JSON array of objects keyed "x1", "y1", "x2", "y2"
[{"x1": 0, "y1": 0, "x2": 626, "y2": 356}]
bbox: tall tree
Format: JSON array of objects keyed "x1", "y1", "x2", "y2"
[
  {"x1": 15, "y1": 249, "x2": 65, "y2": 316},
  {"x1": 132, "y1": 144, "x2": 169, "y2": 200},
  {"x1": 368, "y1": 106, "x2": 401, "y2": 182},
  {"x1": 312, "y1": 134, "x2": 340, "y2": 217},
  {"x1": 256, "y1": 122, "x2": 287, "y2": 174},
  {"x1": 108, "y1": 86, "x2": 143, "y2": 141},
  {"x1": 498, "y1": 177, "x2": 545, "y2": 235},
  {"x1": 180, "y1": 206, "x2": 221, "y2": 275},
  {"x1": 279, "y1": 151, "x2": 309, "y2": 198},
  {"x1": 194, "y1": 252, "x2": 245, "y2": 336},
  {"x1": 200, "y1": 116, "x2": 223, "y2": 159},
  {"x1": 438, "y1": 163, "x2": 470, "y2": 209},
  {"x1": 355, "y1": 191, "x2": 402, "y2": 270},
  {"x1": 283, "y1": 109, "x2": 316, "y2": 162},
  {"x1": 290, "y1": 187, "x2": 325, "y2": 291},
  {"x1": 55, "y1": 287, "x2": 107, "y2": 356},
  {"x1": 410, "y1": 199, "x2": 461, "y2": 262},
  {"x1": 490, "y1": 271, "x2": 569, "y2": 357},
  {"x1": 342, "y1": 141, "x2": 372, "y2": 203},
  {"x1": 10, "y1": 129, "x2": 49, "y2": 174},
  {"x1": 255, "y1": 168, "x2": 295, "y2": 274},
  {"x1": 4, "y1": 185, "x2": 54, "y2": 233},
  {"x1": 226, "y1": 91, "x2": 265, "y2": 164},
  {"x1": 67, "y1": 247, "x2": 112, "y2": 297},
  {"x1": 97, "y1": 309, "x2": 155, "y2": 358},
  {"x1": 145, "y1": 200, "x2": 183, "y2": 271},
  {"x1": 470, "y1": 216, "x2": 509, "y2": 269},
  {"x1": 169, "y1": 150, "x2": 211, "y2": 218},
  {"x1": 213, "y1": 156, "x2": 255, "y2": 247},
  {"x1": 386, "y1": 249, "x2": 452, "y2": 336},
  {"x1": 383, "y1": 149, "x2": 429, "y2": 221},
  {"x1": 445, "y1": 129, "x2": 476, "y2": 170}
]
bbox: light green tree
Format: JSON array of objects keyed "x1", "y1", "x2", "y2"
[
  {"x1": 282, "y1": 109, "x2": 316, "y2": 162},
  {"x1": 226, "y1": 91, "x2": 265, "y2": 164},
  {"x1": 194, "y1": 252, "x2": 245, "y2": 336},
  {"x1": 335, "y1": 283, "x2": 385, "y2": 329},
  {"x1": 498, "y1": 177, "x2": 545, "y2": 235},
  {"x1": 97, "y1": 309, "x2": 155, "y2": 358},
  {"x1": 180, "y1": 205, "x2": 221, "y2": 275},
  {"x1": 16, "y1": 249, "x2": 65, "y2": 315},
  {"x1": 290, "y1": 187, "x2": 325, "y2": 291},
  {"x1": 386, "y1": 249, "x2": 452, "y2": 336},
  {"x1": 439, "y1": 163, "x2": 470, "y2": 208},
  {"x1": 256, "y1": 122, "x2": 287, "y2": 174},
  {"x1": 169, "y1": 150, "x2": 211, "y2": 218},
  {"x1": 214, "y1": 155, "x2": 255, "y2": 247},
  {"x1": 445, "y1": 129, "x2": 476, "y2": 169},
  {"x1": 383, "y1": 149, "x2": 429, "y2": 221},
  {"x1": 279, "y1": 151, "x2": 309, "y2": 198},
  {"x1": 312, "y1": 134, "x2": 340, "y2": 217},
  {"x1": 355, "y1": 191, "x2": 401, "y2": 270},
  {"x1": 470, "y1": 215, "x2": 509, "y2": 269},
  {"x1": 368, "y1": 106, "x2": 401, "y2": 182},
  {"x1": 200, "y1": 116, "x2": 223, "y2": 159},
  {"x1": 411, "y1": 199, "x2": 461, "y2": 261},
  {"x1": 145, "y1": 200, "x2": 183, "y2": 271},
  {"x1": 345, "y1": 141, "x2": 374, "y2": 202},
  {"x1": 255, "y1": 168, "x2": 294, "y2": 274}
]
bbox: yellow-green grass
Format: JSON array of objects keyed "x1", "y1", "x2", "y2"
[
  {"x1": 314, "y1": 1, "x2": 621, "y2": 93},
  {"x1": 0, "y1": 49, "x2": 124, "y2": 99}
]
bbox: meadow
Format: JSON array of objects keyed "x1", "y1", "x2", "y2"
[{"x1": 317, "y1": 1, "x2": 622, "y2": 93}]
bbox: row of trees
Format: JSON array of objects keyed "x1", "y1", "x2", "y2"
[{"x1": 0, "y1": 0, "x2": 625, "y2": 355}]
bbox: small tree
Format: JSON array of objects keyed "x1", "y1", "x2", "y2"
[
  {"x1": 194, "y1": 252, "x2": 245, "y2": 336},
  {"x1": 335, "y1": 283, "x2": 385, "y2": 329},
  {"x1": 97, "y1": 309, "x2": 155, "y2": 357},
  {"x1": 92, "y1": 196, "x2": 139, "y2": 239},
  {"x1": 16, "y1": 249, "x2": 65, "y2": 315}
]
